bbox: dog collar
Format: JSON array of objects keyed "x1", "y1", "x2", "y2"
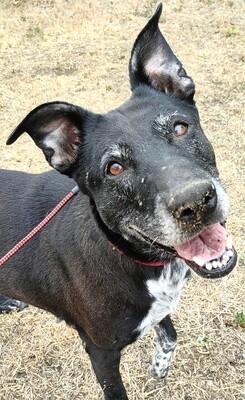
[{"x1": 109, "y1": 241, "x2": 169, "y2": 267}]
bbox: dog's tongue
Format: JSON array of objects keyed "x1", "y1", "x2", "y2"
[{"x1": 174, "y1": 223, "x2": 227, "y2": 262}]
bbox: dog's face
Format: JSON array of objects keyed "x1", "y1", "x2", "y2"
[
  {"x1": 84, "y1": 89, "x2": 226, "y2": 241},
  {"x1": 7, "y1": 5, "x2": 237, "y2": 278}
]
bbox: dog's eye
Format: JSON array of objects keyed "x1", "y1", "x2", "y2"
[
  {"x1": 107, "y1": 162, "x2": 125, "y2": 176},
  {"x1": 174, "y1": 123, "x2": 188, "y2": 137}
]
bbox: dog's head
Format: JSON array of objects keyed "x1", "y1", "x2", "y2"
[{"x1": 7, "y1": 4, "x2": 237, "y2": 278}]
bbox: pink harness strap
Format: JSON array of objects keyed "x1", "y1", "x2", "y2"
[{"x1": 0, "y1": 186, "x2": 79, "y2": 268}]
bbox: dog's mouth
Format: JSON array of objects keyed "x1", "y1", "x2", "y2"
[
  {"x1": 130, "y1": 223, "x2": 237, "y2": 279},
  {"x1": 91, "y1": 200, "x2": 237, "y2": 278}
]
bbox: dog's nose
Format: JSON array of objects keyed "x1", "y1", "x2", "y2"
[{"x1": 169, "y1": 182, "x2": 217, "y2": 225}]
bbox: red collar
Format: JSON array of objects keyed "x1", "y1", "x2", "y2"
[{"x1": 109, "y1": 242, "x2": 169, "y2": 267}]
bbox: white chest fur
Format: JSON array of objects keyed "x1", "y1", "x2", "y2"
[{"x1": 137, "y1": 261, "x2": 189, "y2": 337}]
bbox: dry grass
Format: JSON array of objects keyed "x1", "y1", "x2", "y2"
[{"x1": 0, "y1": 0, "x2": 244, "y2": 399}]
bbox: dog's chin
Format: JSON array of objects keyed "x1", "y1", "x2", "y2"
[{"x1": 126, "y1": 224, "x2": 237, "y2": 279}]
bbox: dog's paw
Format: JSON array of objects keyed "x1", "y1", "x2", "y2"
[
  {"x1": 149, "y1": 349, "x2": 172, "y2": 379},
  {"x1": 149, "y1": 364, "x2": 169, "y2": 379},
  {"x1": 0, "y1": 296, "x2": 28, "y2": 314}
]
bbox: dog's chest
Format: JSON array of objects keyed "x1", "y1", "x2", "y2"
[{"x1": 137, "y1": 261, "x2": 189, "y2": 337}]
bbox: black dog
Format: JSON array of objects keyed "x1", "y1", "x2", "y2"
[{"x1": 0, "y1": 5, "x2": 237, "y2": 400}]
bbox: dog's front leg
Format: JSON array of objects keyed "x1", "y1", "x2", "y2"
[
  {"x1": 149, "y1": 315, "x2": 177, "y2": 379},
  {"x1": 85, "y1": 343, "x2": 128, "y2": 400}
]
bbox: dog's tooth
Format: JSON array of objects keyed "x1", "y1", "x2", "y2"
[
  {"x1": 226, "y1": 236, "x2": 232, "y2": 250},
  {"x1": 205, "y1": 262, "x2": 212, "y2": 271},
  {"x1": 193, "y1": 257, "x2": 205, "y2": 267},
  {"x1": 226, "y1": 250, "x2": 233, "y2": 258},
  {"x1": 212, "y1": 261, "x2": 218, "y2": 268},
  {"x1": 217, "y1": 261, "x2": 222, "y2": 268},
  {"x1": 221, "y1": 255, "x2": 229, "y2": 265}
]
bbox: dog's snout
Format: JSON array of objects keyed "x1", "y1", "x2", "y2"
[{"x1": 169, "y1": 182, "x2": 217, "y2": 226}]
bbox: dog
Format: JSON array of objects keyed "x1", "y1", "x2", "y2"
[{"x1": 0, "y1": 4, "x2": 237, "y2": 399}]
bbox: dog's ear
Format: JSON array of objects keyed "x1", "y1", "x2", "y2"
[
  {"x1": 7, "y1": 102, "x2": 93, "y2": 176},
  {"x1": 129, "y1": 3, "x2": 195, "y2": 101}
]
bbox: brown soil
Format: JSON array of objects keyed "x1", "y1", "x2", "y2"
[{"x1": 0, "y1": 1, "x2": 244, "y2": 399}]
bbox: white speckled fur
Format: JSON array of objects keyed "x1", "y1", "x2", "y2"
[
  {"x1": 149, "y1": 325, "x2": 176, "y2": 379},
  {"x1": 137, "y1": 260, "x2": 189, "y2": 338}
]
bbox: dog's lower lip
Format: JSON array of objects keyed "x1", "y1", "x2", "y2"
[{"x1": 187, "y1": 247, "x2": 237, "y2": 279}]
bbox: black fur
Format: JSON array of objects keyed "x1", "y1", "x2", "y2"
[{"x1": 0, "y1": 5, "x2": 235, "y2": 399}]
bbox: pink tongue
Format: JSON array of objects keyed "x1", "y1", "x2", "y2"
[{"x1": 174, "y1": 223, "x2": 227, "y2": 262}]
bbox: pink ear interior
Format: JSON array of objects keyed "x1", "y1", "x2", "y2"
[{"x1": 41, "y1": 118, "x2": 82, "y2": 170}]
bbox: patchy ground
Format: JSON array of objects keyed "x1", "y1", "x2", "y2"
[{"x1": 0, "y1": 0, "x2": 244, "y2": 399}]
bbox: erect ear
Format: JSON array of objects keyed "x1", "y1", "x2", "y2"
[
  {"x1": 129, "y1": 3, "x2": 195, "y2": 101},
  {"x1": 7, "y1": 102, "x2": 92, "y2": 176}
]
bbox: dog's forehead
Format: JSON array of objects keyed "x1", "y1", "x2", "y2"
[
  {"x1": 102, "y1": 90, "x2": 199, "y2": 137},
  {"x1": 90, "y1": 90, "x2": 201, "y2": 163}
]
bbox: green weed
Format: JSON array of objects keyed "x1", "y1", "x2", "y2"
[
  {"x1": 26, "y1": 26, "x2": 45, "y2": 40},
  {"x1": 235, "y1": 311, "x2": 245, "y2": 328},
  {"x1": 225, "y1": 27, "x2": 240, "y2": 37}
]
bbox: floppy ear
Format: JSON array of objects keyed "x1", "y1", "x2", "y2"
[
  {"x1": 129, "y1": 3, "x2": 195, "y2": 101},
  {"x1": 7, "y1": 102, "x2": 92, "y2": 176}
]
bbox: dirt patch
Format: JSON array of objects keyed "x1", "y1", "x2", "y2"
[{"x1": 0, "y1": 0, "x2": 244, "y2": 399}]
